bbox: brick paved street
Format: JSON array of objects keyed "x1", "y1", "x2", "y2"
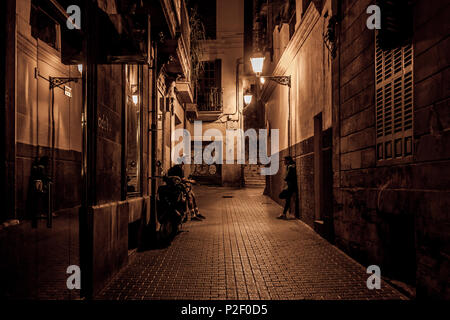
[{"x1": 97, "y1": 186, "x2": 407, "y2": 300}]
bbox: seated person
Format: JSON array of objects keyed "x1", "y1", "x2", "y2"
[
  {"x1": 167, "y1": 163, "x2": 184, "y2": 178},
  {"x1": 167, "y1": 162, "x2": 205, "y2": 220}
]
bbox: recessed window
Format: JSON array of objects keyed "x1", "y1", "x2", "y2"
[
  {"x1": 375, "y1": 34, "x2": 413, "y2": 163},
  {"x1": 30, "y1": 2, "x2": 60, "y2": 50},
  {"x1": 196, "y1": 60, "x2": 222, "y2": 112}
]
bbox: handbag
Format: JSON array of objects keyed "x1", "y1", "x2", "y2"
[{"x1": 279, "y1": 188, "x2": 289, "y2": 199}]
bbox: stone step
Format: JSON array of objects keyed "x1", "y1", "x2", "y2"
[
  {"x1": 244, "y1": 164, "x2": 265, "y2": 187},
  {"x1": 245, "y1": 183, "x2": 265, "y2": 188},
  {"x1": 244, "y1": 180, "x2": 265, "y2": 186},
  {"x1": 245, "y1": 176, "x2": 264, "y2": 181}
]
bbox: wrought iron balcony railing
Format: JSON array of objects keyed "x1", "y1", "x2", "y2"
[{"x1": 197, "y1": 87, "x2": 223, "y2": 112}]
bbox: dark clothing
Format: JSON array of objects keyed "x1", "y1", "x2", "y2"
[
  {"x1": 285, "y1": 164, "x2": 297, "y2": 191},
  {"x1": 283, "y1": 195, "x2": 292, "y2": 215},
  {"x1": 168, "y1": 165, "x2": 184, "y2": 178},
  {"x1": 283, "y1": 164, "x2": 297, "y2": 215}
]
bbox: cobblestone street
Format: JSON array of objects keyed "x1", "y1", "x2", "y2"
[{"x1": 97, "y1": 186, "x2": 406, "y2": 300}]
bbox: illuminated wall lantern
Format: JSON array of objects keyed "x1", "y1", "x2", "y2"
[
  {"x1": 77, "y1": 64, "x2": 83, "y2": 74},
  {"x1": 250, "y1": 54, "x2": 265, "y2": 76},
  {"x1": 250, "y1": 52, "x2": 292, "y2": 155},
  {"x1": 131, "y1": 84, "x2": 139, "y2": 105},
  {"x1": 244, "y1": 91, "x2": 253, "y2": 105}
]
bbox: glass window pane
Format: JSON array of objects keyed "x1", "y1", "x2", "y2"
[{"x1": 126, "y1": 65, "x2": 141, "y2": 195}]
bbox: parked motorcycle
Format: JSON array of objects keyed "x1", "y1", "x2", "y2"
[{"x1": 156, "y1": 175, "x2": 187, "y2": 243}]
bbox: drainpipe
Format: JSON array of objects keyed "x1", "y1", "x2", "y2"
[
  {"x1": 235, "y1": 58, "x2": 242, "y2": 119},
  {"x1": 235, "y1": 58, "x2": 244, "y2": 187},
  {"x1": 218, "y1": 57, "x2": 243, "y2": 122},
  {"x1": 149, "y1": 42, "x2": 158, "y2": 246}
]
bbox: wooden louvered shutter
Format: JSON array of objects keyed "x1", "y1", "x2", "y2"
[{"x1": 375, "y1": 35, "x2": 413, "y2": 162}]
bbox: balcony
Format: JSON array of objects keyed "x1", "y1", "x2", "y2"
[
  {"x1": 186, "y1": 103, "x2": 198, "y2": 121},
  {"x1": 175, "y1": 80, "x2": 193, "y2": 103},
  {"x1": 55, "y1": 0, "x2": 192, "y2": 68},
  {"x1": 196, "y1": 87, "x2": 223, "y2": 121},
  {"x1": 159, "y1": 0, "x2": 191, "y2": 82}
]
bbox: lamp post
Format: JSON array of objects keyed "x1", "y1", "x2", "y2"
[{"x1": 250, "y1": 54, "x2": 292, "y2": 155}]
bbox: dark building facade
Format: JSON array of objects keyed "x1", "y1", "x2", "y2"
[
  {"x1": 248, "y1": 0, "x2": 335, "y2": 242},
  {"x1": 1, "y1": 0, "x2": 448, "y2": 301},
  {"x1": 0, "y1": 0, "x2": 193, "y2": 299},
  {"x1": 332, "y1": 0, "x2": 449, "y2": 298},
  {"x1": 247, "y1": 0, "x2": 449, "y2": 298}
]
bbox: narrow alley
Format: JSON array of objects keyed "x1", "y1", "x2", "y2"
[
  {"x1": 2, "y1": 0, "x2": 449, "y2": 305},
  {"x1": 97, "y1": 186, "x2": 405, "y2": 300}
]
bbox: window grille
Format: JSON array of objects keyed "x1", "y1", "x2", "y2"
[{"x1": 196, "y1": 60, "x2": 222, "y2": 112}]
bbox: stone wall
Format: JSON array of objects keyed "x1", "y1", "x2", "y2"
[
  {"x1": 268, "y1": 128, "x2": 333, "y2": 237},
  {"x1": 90, "y1": 196, "x2": 149, "y2": 295},
  {"x1": 332, "y1": 0, "x2": 450, "y2": 297},
  {"x1": 333, "y1": 0, "x2": 415, "y2": 287},
  {"x1": 96, "y1": 65, "x2": 123, "y2": 203},
  {"x1": 89, "y1": 64, "x2": 151, "y2": 295},
  {"x1": 411, "y1": 0, "x2": 450, "y2": 299},
  {"x1": 16, "y1": 143, "x2": 82, "y2": 219}
]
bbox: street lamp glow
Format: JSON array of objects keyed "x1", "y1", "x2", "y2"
[
  {"x1": 260, "y1": 77, "x2": 266, "y2": 84},
  {"x1": 250, "y1": 56, "x2": 265, "y2": 75},
  {"x1": 244, "y1": 94, "x2": 253, "y2": 105},
  {"x1": 132, "y1": 94, "x2": 139, "y2": 105},
  {"x1": 77, "y1": 64, "x2": 83, "y2": 74}
]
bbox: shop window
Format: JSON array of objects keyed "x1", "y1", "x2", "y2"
[
  {"x1": 125, "y1": 65, "x2": 142, "y2": 195},
  {"x1": 30, "y1": 2, "x2": 60, "y2": 50}
]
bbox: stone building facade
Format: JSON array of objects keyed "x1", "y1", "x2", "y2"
[
  {"x1": 0, "y1": 0, "x2": 193, "y2": 299},
  {"x1": 183, "y1": 0, "x2": 245, "y2": 187},
  {"x1": 332, "y1": 0, "x2": 449, "y2": 298},
  {"x1": 248, "y1": 0, "x2": 449, "y2": 298},
  {"x1": 251, "y1": 0, "x2": 335, "y2": 237}
]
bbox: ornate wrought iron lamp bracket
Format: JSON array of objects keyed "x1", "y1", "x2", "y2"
[
  {"x1": 261, "y1": 75, "x2": 291, "y2": 87},
  {"x1": 49, "y1": 77, "x2": 81, "y2": 90}
]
